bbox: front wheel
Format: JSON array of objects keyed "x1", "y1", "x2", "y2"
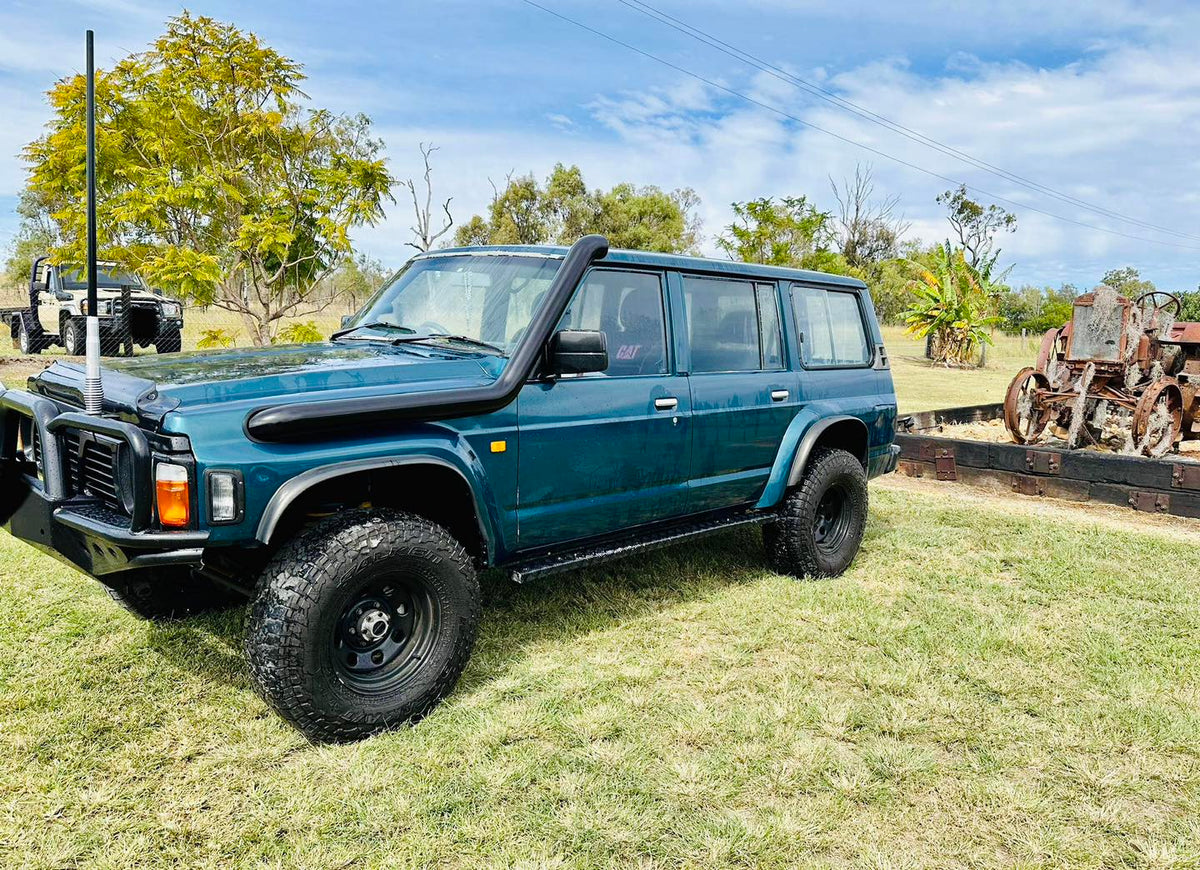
[
  {"x1": 62, "y1": 317, "x2": 85, "y2": 356},
  {"x1": 764, "y1": 447, "x2": 869, "y2": 579},
  {"x1": 245, "y1": 510, "x2": 481, "y2": 743}
]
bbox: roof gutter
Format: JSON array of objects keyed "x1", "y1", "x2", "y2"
[{"x1": 245, "y1": 234, "x2": 610, "y2": 442}]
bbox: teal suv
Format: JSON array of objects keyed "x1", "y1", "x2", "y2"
[{"x1": 0, "y1": 236, "x2": 898, "y2": 741}]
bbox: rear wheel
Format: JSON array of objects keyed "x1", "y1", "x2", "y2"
[
  {"x1": 245, "y1": 509, "x2": 481, "y2": 743},
  {"x1": 101, "y1": 569, "x2": 244, "y2": 621},
  {"x1": 16, "y1": 317, "x2": 46, "y2": 355},
  {"x1": 764, "y1": 447, "x2": 869, "y2": 579}
]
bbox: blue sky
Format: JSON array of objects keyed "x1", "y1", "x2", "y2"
[{"x1": 2, "y1": 0, "x2": 1200, "y2": 289}]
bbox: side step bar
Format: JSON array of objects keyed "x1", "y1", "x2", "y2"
[{"x1": 508, "y1": 509, "x2": 776, "y2": 583}]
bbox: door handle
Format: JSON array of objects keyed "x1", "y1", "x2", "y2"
[
  {"x1": 770, "y1": 389, "x2": 789, "y2": 402},
  {"x1": 654, "y1": 397, "x2": 678, "y2": 411}
]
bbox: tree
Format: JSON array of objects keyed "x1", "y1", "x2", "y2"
[
  {"x1": 716, "y1": 196, "x2": 835, "y2": 267},
  {"x1": 22, "y1": 13, "x2": 394, "y2": 345},
  {"x1": 829, "y1": 164, "x2": 908, "y2": 268},
  {"x1": 1100, "y1": 266, "x2": 1155, "y2": 298},
  {"x1": 454, "y1": 164, "x2": 701, "y2": 253},
  {"x1": 936, "y1": 185, "x2": 1016, "y2": 268},
  {"x1": 404, "y1": 143, "x2": 453, "y2": 252},
  {"x1": 3, "y1": 189, "x2": 59, "y2": 286},
  {"x1": 903, "y1": 241, "x2": 1002, "y2": 366}
]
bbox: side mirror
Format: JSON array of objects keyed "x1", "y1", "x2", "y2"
[
  {"x1": 341, "y1": 314, "x2": 354, "y2": 329},
  {"x1": 153, "y1": 288, "x2": 164, "y2": 296},
  {"x1": 55, "y1": 291, "x2": 73, "y2": 302},
  {"x1": 549, "y1": 329, "x2": 607, "y2": 376}
]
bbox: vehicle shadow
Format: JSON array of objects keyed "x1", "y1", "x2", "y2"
[{"x1": 140, "y1": 526, "x2": 774, "y2": 695}]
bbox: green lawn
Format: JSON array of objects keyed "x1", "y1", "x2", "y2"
[{"x1": 1, "y1": 484, "x2": 1197, "y2": 867}]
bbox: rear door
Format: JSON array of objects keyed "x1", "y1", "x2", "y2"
[
  {"x1": 789, "y1": 282, "x2": 885, "y2": 430},
  {"x1": 37, "y1": 265, "x2": 58, "y2": 334},
  {"x1": 516, "y1": 267, "x2": 692, "y2": 549},
  {"x1": 681, "y1": 274, "x2": 797, "y2": 512}
]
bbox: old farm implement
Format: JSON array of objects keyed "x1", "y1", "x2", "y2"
[{"x1": 1003, "y1": 288, "x2": 1197, "y2": 457}]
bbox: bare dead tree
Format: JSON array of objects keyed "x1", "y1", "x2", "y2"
[
  {"x1": 829, "y1": 164, "x2": 910, "y2": 268},
  {"x1": 404, "y1": 143, "x2": 454, "y2": 252}
]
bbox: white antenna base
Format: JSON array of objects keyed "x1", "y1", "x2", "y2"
[{"x1": 83, "y1": 315, "x2": 103, "y2": 414}]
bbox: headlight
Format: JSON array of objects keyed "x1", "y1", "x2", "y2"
[
  {"x1": 161, "y1": 301, "x2": 182, "y2": 318},
  {"x1": 80, "y1": 300, "x2": 112, "y2": 316}
]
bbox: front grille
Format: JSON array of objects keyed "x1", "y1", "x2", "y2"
[{"x1": 61, "y1": 429, "x2": 124, "y2": 512}]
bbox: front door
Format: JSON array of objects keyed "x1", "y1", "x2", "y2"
[
  {"x1": 682, "y1": 275, "x2": 797, "y2": 511},
  {"x1": 517, "y1": 267, "x2": 691, "y2": 549},
  {"x1": 37, "y1": 266, "x2": 58, "y2": 334}
]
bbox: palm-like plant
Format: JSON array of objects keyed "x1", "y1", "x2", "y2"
[{"x1": 904, "y1": 242, "x2": 1003, "y2": 366}]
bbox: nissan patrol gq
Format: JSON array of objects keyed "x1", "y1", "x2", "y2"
[{"x1": 0, "y1": 235, "x2": 898, "y2": 742}]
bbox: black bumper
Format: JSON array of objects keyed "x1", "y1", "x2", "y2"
[{"x1": 0, "y1": 388, "x2": 206, "y2": 577}]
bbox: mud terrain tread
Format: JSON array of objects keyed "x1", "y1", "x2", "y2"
[
  {"x1": 764, "y1": 447, "x2": 868, "y2": 579},
  {"x1": 245, "y1": 509, "x2": 480, "y2": 743}
]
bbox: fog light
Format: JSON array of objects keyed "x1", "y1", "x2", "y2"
[
  {"x1": 155, "y1": 463, "x2": 190, "y2": 527},
  {"x1": 209, "y1": 472, "x2": 238, "y2": 522}
]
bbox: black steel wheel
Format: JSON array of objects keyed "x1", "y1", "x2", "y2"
[
  {"x1": 246, "y1": 509, "x2": 480, "y2": 743},
  {"x1": 764, "y1": 447, "x2": 869, "y2": 579}
]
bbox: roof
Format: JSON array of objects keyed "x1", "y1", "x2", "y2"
[{"x1": 420, "y1": 244, "x2": 868, "y2": 289}]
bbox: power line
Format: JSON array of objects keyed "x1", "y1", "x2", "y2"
[
  {"x1": 617, "y1": 0, "x2": 1200, "y2": 245},
  {"x1": 520, "y1": 0, "x2": 1200, "y2": 253}
]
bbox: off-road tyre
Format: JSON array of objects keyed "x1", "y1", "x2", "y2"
[
  {"x1": 16, "y1": 317, "x2": 43, "y2": 355},
  {"x1": 245, "y1": 510, "x2": 481, "y2": 743},
  {"x1": 156, "y1": 329, "x2": 182, "y2": 354},
  {"x1": 763, "y1": 447, "x2": 868, "y2": 579},
  {"x1": 102, "y1": 569, "x2": 244, "y2": 621},
  {"x1": 62, "y1": 317, "x2": 85, "y2": 356}
]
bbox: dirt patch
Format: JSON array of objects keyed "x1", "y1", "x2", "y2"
[
  {"x1": 0, "y1": 356, "x2": 56, "y2": 389},
  {"x1": 933, "y1": 417, "x2": 1200, "y2": 459}
]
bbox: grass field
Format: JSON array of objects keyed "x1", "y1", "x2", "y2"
[{"x1": 2, "y1": 324, "x2": 1198, "y2": 867}]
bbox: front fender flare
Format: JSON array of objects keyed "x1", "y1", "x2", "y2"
[
  {"x1": 254, "y1": 452, "x2": 498, "y2": 559},
  {"x1": 755, "y1": 412, "x2": 869, "y2": 509}
]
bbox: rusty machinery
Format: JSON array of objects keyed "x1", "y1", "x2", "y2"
[{"x1": 1003, "y1": 287, "x2": 1198, "y2": 457}]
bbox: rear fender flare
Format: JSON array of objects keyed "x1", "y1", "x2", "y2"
[{"x1": 755, "y1": 411, "x2": 869, "y2": 509}]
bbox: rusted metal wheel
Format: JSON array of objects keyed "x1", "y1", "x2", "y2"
[
  {"x1": 1035, "y1": 327, "x2": 1063, "y2": 374},
  {"x1": 1132, "y1": 378, "x2": 1183, "y2": 458},
  {"x1": 1004, "y1": 367, "x2": 1052, "y2": 444}
]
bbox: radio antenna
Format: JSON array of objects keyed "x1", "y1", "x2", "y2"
[{"x1": 83, "y1": 29, "x2": 102, "y2": 415}]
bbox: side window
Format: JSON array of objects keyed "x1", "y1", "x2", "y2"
[
  {"x1": 558, "y1": 269, "x2": 667, "y2": 376},
  {"x1": 756, "y1": 284, "x2": 783, "y2": 369},
  {"x1": 684, "y1": 276, "x2": 783, "y2": 372},
  {"x1": 792, "y1": 285, "x2": 871, "y2": 367}
]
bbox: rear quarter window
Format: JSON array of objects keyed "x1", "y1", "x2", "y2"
[{"x1": 792, "y1": 284, "x2": 872, "y2": 367}]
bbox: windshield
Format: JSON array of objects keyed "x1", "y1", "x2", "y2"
[
  {"x1": 60, "y1": 266, "x2": 144, "y2": 290},
  {"x1": 343, "y1": 254, "x2": 561, "y2": 354}
]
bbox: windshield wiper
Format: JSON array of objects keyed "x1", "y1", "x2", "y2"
[
  {"x1": 330, "y1": 321, "x2": 415, "y2": 340},
  {"x1": 405, "y1": 334, "x2": 507, "y2": 356}
]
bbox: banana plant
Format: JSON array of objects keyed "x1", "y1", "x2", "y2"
[{"x1": 904, "y1": 241, "x2": 1003, "y2": 366}]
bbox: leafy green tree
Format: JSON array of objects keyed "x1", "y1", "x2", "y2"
[
  {"x1": 903, "y1": 242, "x2": 1002, "y2": 365},
  {"x1": 716, "y1": 196, "x2": 835, "y2": 267},
  {"x1": 1179, "y1": 290, "x2": 1200, "y2": 322},
  {"x1": 3, "y1": 189, "x2": 59, "y2": 287},
  {"x1": 22, "y1": 13, "x2": 394, "y2": 344},
  {"x1": 936, "y1": 185, "x2": 1016, "y2": 268},
  {"x1": 1100, "y1": 266, "x2": 1155, "y2": 298},
  {"x1": 454, "y1": 164, "x2": 701, "y2": 253}
]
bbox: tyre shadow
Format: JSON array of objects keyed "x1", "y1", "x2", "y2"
[{"x1": 140, "y1": 526, "x2": 774, "y2": 694}]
